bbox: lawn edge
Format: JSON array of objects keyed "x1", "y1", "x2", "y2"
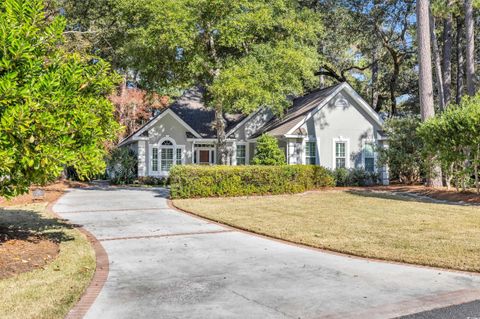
[
  {"x1": 47, "y1": 192, "x2": 109, "y2": 319},
  {"x1": 168, "y1": 198, "x2": 480, "y2": 277}
]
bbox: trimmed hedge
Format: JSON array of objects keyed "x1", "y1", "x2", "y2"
[{"x1": 170, "y1": 165, "x2": 335, "y2": 199}]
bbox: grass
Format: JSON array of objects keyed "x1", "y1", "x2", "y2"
[
  {"x1": 173, "y1": 190, "x2": 480, "y2": 272},
  {"x1": 0, "y1": 204, "x2": 95, "y2": 319}
]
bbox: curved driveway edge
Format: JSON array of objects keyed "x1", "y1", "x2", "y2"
[
  {"x1": 167, "y1": 199, "x2": 480, "y2": 277},
  {"x1": 53, "y1": 187, "x2": 480, "y2": 319},
  {"x1": 48, "y1": 200, "x2": 109, "y2": 319}
]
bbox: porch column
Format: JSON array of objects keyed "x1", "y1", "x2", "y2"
[{"x1": 138, "y1": 140, "x2": 147, "y2": 177}]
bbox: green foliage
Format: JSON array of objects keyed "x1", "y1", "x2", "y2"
[
  {"x1": 377, "y1": 116, "x2": 425, "y2": 183},
  {"x1": 251, "y1": 134, "x2": 286, "y2": 165},
  {"x1": 418, "y1": 94, "x2": 480, "y2": 191},
  {"x1": 0, "y1": 0, "x2": 121, "y2": 197},
  {"x1": 169, "y1": 165, "x2": 335, "y2": 198},
  {"x1": 332, "y1": 168, "x2": 380, "y2": 187},
  {"x1": 107, "y1": 148, "x2": 137, "y2": 184},
  {"x1": 136, "y1": 176, "x2": 169, "y2": 187},
  {"x1": 101, "y1": 0, "x2": 323, "y2": 115}
]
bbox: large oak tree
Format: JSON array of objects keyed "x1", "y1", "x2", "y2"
[{"x1": 99, "y1": 0, "x2": 323, "y2": 163}]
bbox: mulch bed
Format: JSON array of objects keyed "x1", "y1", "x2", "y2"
[
  {"x1": 368, "y1": 185, "x2": 480, "y2": 204},
  {"x1": 0, "y1": 180, "x2": 89, "y2": 207},
  {"x1": 0, "y1": 180, "x2": 89, "y2": 279},
  {"x1": 0, "y1": 238, "x2": 59, "y2": 279}
]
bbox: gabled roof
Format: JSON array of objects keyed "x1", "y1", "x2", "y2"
[
  {"x1": 119, "y1": 83, "x2": 383, "y2": 146},
  {"x1": 118, "y1": 88, "x2": 246, "y2": 146},
  {"x1": 252, "y1": 82, "x2": 383, "y2": 138},
  {"x1": 251, "y1": 84, "x2": 343, "y2": 138}
]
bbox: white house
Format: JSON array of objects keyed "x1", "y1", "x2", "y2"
[{"x1": 118, "y1": 83, "x2": 389, "y2": 184}]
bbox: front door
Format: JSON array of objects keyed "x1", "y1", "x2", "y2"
[{"x1": 199, "y1": 150, "x2": 210, "y2": 164}]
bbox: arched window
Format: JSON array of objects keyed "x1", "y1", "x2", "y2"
[{"x1": 160, "y1": 140, "x2": 174, "y2": 171}]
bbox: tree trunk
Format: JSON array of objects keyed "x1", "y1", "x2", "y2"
[
  {"x1": 446, "y1": 162, "x2": 454, "y2": 190},
  {"x1": 371, "y1": 42, "x2": 380, "y2": 111},
  {"x1": 416, "y1": 0, "x2": 443, "y2": 187},
  {"x1": 442, "y1": 6, "x2": 453, "y2": 105},
  {"x1": 456, "y1": 16, "x2": 464, "y2": 104},
  {"x1": 430, "y1": 12, "x2": 446, "y2": 111},
  {"x1": 215, "y1": 107, "x2": 228, "y2": 165},
  {"x1": 465, "y1": 0, "x2": 476, "y2": 96},
  {"x1": 389, "y1": 54, "x2": 400, "y2": 116},
  {"x1": 475, "y1": 145, "x2": 480, "y2": 194}
]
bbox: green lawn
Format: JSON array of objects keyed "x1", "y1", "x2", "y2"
[
  {"x1": 0, "y1": 204, "x2": 95, "y2": 319},
  {"x1": 174, "y1": 190, "x2": 480, "y2": 272}
]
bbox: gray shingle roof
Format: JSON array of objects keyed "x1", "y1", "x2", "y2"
[
  {"x1": 169, "y1": 88, "x2": 245, "y2": 138},
  {"x1": 251, "y1": 84, "x2": 342, "y2": 138},
  {"x1": 119, "y1": 84, "x2": 343, "y2": 145}
]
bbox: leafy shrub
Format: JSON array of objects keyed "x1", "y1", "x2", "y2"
[
  {"x1": 136, "y1": 176, "x2": 169, "y2": 186},
  {"x1": 251, "y1": 134, "x2": 286, "y2": 165},
  {"x1": 332, "y1": 168, "x2": 350, "y2": 186},
  {"x1": 170, "y1": 165, "x2": 335, "y2": 198},
  {"x1": 332, "y1": 168, "x2": 380, "y2": 187},
  {"x1": 107, "y1": 148, "x2": 137, "y2": 184},
  {"x1": 418, "y1": 93, "x2": 480, "y2": 192},
  {"x1": 377, "y1": 116, "x2": 425, "y2": 184}
]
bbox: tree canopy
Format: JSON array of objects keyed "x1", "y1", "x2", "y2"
[{"x1": 0, "y1": 0, "x2": 121, "y2": 197}]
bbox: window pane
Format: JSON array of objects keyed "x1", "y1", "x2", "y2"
[
  {"x1": 161, "y1": 148, "x2": 173, "y2": 171},
  {"x1": 236, "y1": 145, "x2": 246, "y2": 157},
  {"x1": 176, "y1": 148, "x2": 182, "y2": 165},
  {"x1": 236, "y1": 145, "x2": 246, "y2": 165},
  {"x1": 364, "y1": 142, "x2": 374, "y2": 158},
  {"x1": 365, "y1": 158, "x2": 375, "y2": 172},
  {"x1": 307, "y1": 142, "x2": 316, "y2": 157},
  {"x1": 336, "y1": 158, "x2": 346, "y2": 169},
  {"x1": 305, "y1": 142, "x2": 316, "y2": 165},
  {"x1": 162, "y1": 140, "x2": 173, "y2": 146},
  {"x1": 152, "y1": 148, "x2": 158, "y2": 171},
  {"x1": 336, "y1": 142, "x2": 345, "y2": 157}
]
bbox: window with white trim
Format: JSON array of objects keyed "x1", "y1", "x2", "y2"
[
  {"x1": 176, "y1": 148, "x2": 183, "y2": 165},
  {"x1": 364, "y1": 141, "x2": 375, "y2": 172},
  {"x1": 160, "y1": 140, "x2": 174, "y2": 171},
  {"x1": 335, "y1": 142, "x2": 346, "y2": 168},
  {"x1": 152, "y1": 148, "x2": 158, "y2": 172},
  {"x1": 236, "y1": 145, "x2": 246, "y2": 165},
  {"x1": 305, "y1": 141, "x2": 316, "y2": 165}
]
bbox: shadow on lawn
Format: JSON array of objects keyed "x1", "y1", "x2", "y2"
[
  {"x1": 346, "y1": 189, "x2": 479, "y2": 207},
  {"x1": 0, "y1": 208, "x2": 76, "y2": 245}
]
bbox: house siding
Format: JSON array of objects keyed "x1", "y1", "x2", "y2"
[
  {"x1": 118, "y1": 85, "x2": 388, "y2": 184},
  {"x1": 300, "y1": 92, "x2": 383, "y2": 170}
]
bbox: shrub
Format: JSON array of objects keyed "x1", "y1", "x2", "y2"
[
  {"x1": 332, "y1": 168, "x2": 380, "y2": 187},
  {"x1": 332, "y1": 168, "x2": 350, "y2": 186},
  {"x1": 377, "y1": 116, "x2": 425, "y2": 184},
  {"x1": 418, "y1": 93, "x2": 480, "y2": 192},
  {"x1": 136, "y1": 176, "x2": 169, "y2": 186},
  {"x1": 170, "y1": 165, "x2": 335, "y2": 198},
  {"x1": 106, "y1": 148, "x2": 137, "y2": 184},
  {"x1": 251, "y1": 134, "x2": 286, "y2": 165}
]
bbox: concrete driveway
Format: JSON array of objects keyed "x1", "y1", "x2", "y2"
[{"x1": 54, "y1": 187, "x2": 480, "y2": 319}]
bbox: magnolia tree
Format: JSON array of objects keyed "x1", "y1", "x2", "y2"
[
  {"x1": 418, "y1": 93, "x2": 480, "y2": 192},
  {"x1": 0, "y1": 0, "x2": 121, "y2": 197}
]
